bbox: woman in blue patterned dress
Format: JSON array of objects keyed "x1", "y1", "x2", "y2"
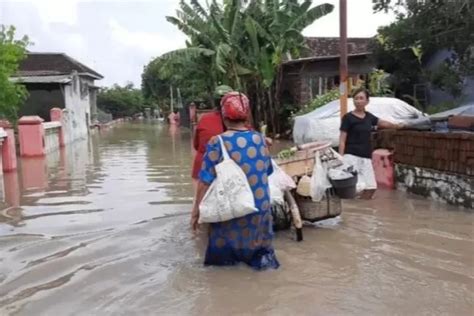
[{"x1": 191, "y1": 92, "x2": 279, "y2": 270}]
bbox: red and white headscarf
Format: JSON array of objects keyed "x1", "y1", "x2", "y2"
[{"x1": 220, "y1": 92, "x2": 250, "y2": 121}]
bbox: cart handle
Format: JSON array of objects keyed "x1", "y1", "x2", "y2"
[{"x1": 296, "y1": 141, "x2": 332, "y2": 152}]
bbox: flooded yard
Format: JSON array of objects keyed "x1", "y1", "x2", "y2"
[{"x1": 0, "y1": 123, "x2": 473, "y2": 315}]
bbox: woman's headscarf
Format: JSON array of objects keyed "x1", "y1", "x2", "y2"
[{"x1": 220, "y1": 92, "x2": 250, "y2": 121}]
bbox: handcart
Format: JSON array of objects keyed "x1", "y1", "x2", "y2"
[{"x1": 271, "y1": 141, "x2": 343, "y2": 241}]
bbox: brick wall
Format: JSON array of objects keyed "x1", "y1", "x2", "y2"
[{"x1": 372, "y1": 130, "x2": 474, "y2": 176}]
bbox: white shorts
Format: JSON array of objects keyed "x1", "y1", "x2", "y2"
[{"x1": 343, "y1": 154, "x2": 377, "y2": 191}]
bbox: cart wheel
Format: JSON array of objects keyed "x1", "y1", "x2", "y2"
[
  {"x1": 295, "y1": 227, "x2": 303, "y2": 242},
  {"x1": 271, "y1": 202, "x2": 291, "y2": 231}
]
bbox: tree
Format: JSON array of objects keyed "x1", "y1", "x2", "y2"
[
  {"x1": 242, "y1": 0, "x2": 334, "y2": 131},
  {"x1": 143, "y1": 0, "x2": 334, "y2": 133},
  {"x1": 0, "y1": 25, "x2": 30, "y2": 122},
  {"x1": 142, "y1": 52, "x2": 215, "y2": 111},
  {"x1": 372, "y1": 0, "x2": 474, "y2": 106},
  {"x1": 97, "y1": 83, "x2": 145, "y2": 118}
]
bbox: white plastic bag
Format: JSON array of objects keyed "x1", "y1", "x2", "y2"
[
  {"x1": 327, "y1": 168, "x2": 353, "y2": 180},
  {"x1": 296, "y1": 174, "x2": 312, "y2": 197},
  {"x1": 269, "y1": 183, "x2": 285, "y2": 205},
  {"x1": 199, "y1": 136, "x2": 257, "y2": 223},
  {"x1": 342, "y1": 154, "x2": 369, "y2": 192},
  {"x1": 310, "y1": 150, "x2": 332, "y2": 202},
  {"x1": 269, "y1": 160, "x2": 296, "y2": 191},
  {"x1": 269, "y1": 160, "x2": 296, "y2": 205}
]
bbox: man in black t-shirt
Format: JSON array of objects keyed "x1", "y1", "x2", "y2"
[{"x1": 339, "y1": 88, "x2": 403, "y2": 199}]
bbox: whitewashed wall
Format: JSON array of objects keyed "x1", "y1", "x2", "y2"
[
  {"x1": 43, "y1": 122, "x2": 61, "y2": 154},
  {"x1": 63, "y1": 74, "x2": 91, "y2": 144}
]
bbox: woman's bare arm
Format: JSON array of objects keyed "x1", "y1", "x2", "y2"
[
  {"x1": 378, "y1": 119, "x2": 404, "y2": 130},
  {"x1": 339, "y1": 131, "x2": 347, "y2": 156}
]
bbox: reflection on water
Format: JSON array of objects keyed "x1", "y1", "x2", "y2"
[{"x1": 0, "y1": 123, "x2": 473, "y2": 315}]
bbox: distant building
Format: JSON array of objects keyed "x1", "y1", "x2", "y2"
[
  {"x1": 10, "y1": 52, "x2": 103, "y2": 140},
  {"x1": 281, "y1": 37, "x2": 375, "y2": 106}
]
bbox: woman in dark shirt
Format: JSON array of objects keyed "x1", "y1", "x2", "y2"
[{"x1": 339, "y1": 88, "x2": 403, "y2": 199}]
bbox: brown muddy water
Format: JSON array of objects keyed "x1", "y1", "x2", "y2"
[{"x1": 0, "y1": 123, "x2": 473, "y2": 315}]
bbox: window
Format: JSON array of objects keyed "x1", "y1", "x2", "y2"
[{"x1": 308, "y1": 76, "x2": 334, "y2": 99}]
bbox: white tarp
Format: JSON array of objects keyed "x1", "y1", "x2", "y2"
[
  {"x1": 293, "y1": 97, "x2": 431, "y2": 146},
  {"x1": 430, "y1": 104, "x2": 474, "y2": 119}
]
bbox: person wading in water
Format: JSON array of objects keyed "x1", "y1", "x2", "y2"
[{"x1": 191, "y1": 92, "x2": 279, "y2": 270}]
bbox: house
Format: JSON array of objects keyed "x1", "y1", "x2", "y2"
[
  {"x1": 281, "y1": 37, "x2": 375, "y2": 106},
  {"x1": 10, "y1": 52, "x2": 103, "y2": 141}
]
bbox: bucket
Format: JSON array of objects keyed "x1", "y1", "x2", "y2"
[{"x1": 329, "y1": 173, "x2": 358, "y2": 199}]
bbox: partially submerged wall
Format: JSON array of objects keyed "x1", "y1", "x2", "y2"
[
  {"x1": 43, "y1": 122, "x2": 62, "y2": 154},
  {"x1": 395, "y1": 164, "x2": 473, "y2": 209},
  {"x1": 373, "y1": 130, "x2": 474, "y2": 209}
]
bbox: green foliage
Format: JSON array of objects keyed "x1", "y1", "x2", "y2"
[
  {"x1": 277, "y1": 148, "x2": 296, "y2": 160},
  {"x1": 429, "y1": 61, "x2": 464, "y2": 97},
  {"x1": 214, "y1": 85, "x2": 233, "y2": 97},
  {"x1": 293, "y1": 88, "x2": 339, "y2": 117},
  {"x1": 142, "y1": 0, "x2": 335, "y2": 132},
  {"x1": 97, "y1": 83, "x2": 145, "y2": 118},
  {"x1": 287, "y1": 69, "x2": 392, "y2": 123},
  {"x1": 348, "y1": 68, "x2": 392, "y2": 97},
  {"x1": 0, "y1": 25, "x2": 30, "y2": 122},
  {"x1": 368, "y1": 69, "x2": 393, "y2": 96},
  {"x1": 142, "y1": 47, "x2": 216, "y2": 109},
  {"x1": 372, "y1": 0, "x2": 474, "y2": 101}
]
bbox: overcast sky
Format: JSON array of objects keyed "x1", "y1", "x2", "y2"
[{"x1": 1, "y1": 0, "x2": 396, "y2": 87}]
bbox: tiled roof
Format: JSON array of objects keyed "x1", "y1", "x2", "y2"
[
  {"x1": 302, "y1": 37, "x2": 373, "y2": 58},
  {"x1": 15, "y1": 53, "x2": 103, "y2": 79}
]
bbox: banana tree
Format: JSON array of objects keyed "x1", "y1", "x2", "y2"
[
  {"x1": 165, "y1": 0, "x2": 252, "y2": 90},
  {"x1": 158, "y1": 0, "x2": 334, "y2": 133},
  {"x1": 243, "y1": 0, "x2": 334, "y2": 132}
]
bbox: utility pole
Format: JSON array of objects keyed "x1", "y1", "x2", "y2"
[
  {"x1": 339, "y1": 0, "x2": 348, "y2": 117},
  {"x1": 170, "y1": 85, "x2": 174, "y2": 113},
  {"x1": 177, "y1": 87, "x2": 183, "y2": 110}
]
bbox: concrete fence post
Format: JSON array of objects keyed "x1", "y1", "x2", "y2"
[
  {"x1": 0, "y1": 128, "x2": 5, "y2": 175},
  {"x1": 50, "y1": 107, "x2": 65, "y2": 147},
  {"x1": 18, "y1": 116, "x2": 45, "y2": 157},
  {"x1": 0, "y1": 120, "x2": 18, "y2": 172}
]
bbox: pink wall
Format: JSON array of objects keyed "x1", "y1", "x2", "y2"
[
  {"x1": 0, "y1": 120, "x2": 17, "y2": 172},
  {"x1": 372, "y1": 149, "x2": 395, "y2": 189},
  {"x1": 50, "y1": 107, "x2": 65, "y2": 147},
  {"x1": 18, "y1": 116, "x2": 46, "y2": 157}
]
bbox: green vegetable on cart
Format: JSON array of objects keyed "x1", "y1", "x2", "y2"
[{"x1": 277, "y1": 148, "x2": 297, "y2": 160}]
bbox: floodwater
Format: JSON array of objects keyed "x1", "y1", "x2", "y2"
[{"x1": 0, "y1": 123, "x2": 473, "y2": 315}]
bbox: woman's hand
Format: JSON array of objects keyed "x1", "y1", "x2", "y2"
[
  {"x1": 191, "y1": 181, "x2": 210, "y2": 232},
  {"x1": 396, "y1": 122, "x2": 405, "y2": 129},
  {"x1": 265, "y1": 137, "x2": 273, "y2": 147}
]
